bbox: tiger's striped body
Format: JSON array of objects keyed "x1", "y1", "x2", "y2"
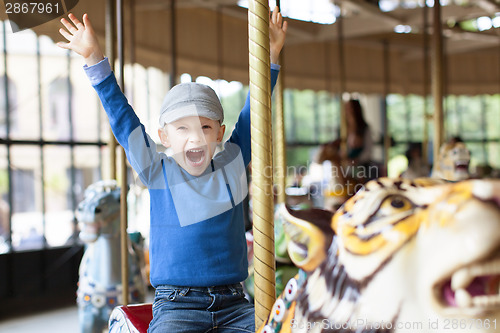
[{"x1": 258, "y1": 178, "x2": 500, "y2": 333}]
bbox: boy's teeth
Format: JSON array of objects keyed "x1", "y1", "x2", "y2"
[{"x1": 186, "y1": 148, "x2": 204, "y2": 163}]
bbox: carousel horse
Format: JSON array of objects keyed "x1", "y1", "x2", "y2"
[
  {"x1": 76, "y1": 180, "x2": 147, "y2": 333},
  {"x1": 258, "y1": 177, "x2": 500, "y2": 333},
  {"x1": 432, "y1": 139, "x2": 471, "y2": 181}
]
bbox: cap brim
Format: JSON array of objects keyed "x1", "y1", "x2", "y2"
[{"x1": 159, "y1": 104, "x2": 221, "y2": 126}]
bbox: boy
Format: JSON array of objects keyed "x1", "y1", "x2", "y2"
[{"x1": 58, "y1": 8, "x2": 287, "y2": 333}]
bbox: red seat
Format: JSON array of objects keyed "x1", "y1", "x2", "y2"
[{"x1": 109, "y1": 303, "x2": 153, "y2": 333}]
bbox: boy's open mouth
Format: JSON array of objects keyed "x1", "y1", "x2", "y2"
[{"x1": 186, "y1": 148, "x2": 206, "y2": 166}]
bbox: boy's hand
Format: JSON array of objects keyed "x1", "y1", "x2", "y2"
[
  {"x1": 57, "y1": 13, "x2": 104, "y2": 66},
  {"x1": 269, "y1": 6, "x2": 288, "y2": 64}
]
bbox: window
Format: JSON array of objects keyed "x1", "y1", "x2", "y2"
[
  {"x1": 48, "y1": 78, "x2": 71, "y2": 140},
  {"x1": 0, "y1": 27, "x2": 105, "y2": 253},
  {"x1": 0, "y1": 75, "x2": 17, "y2": 136},
  {"x1": 387, "y1": 94, "x2": 500, "y2": 173}
]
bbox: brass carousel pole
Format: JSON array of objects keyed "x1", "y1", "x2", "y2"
[
  {"x1": 116, "y1": 0, "x2": 129, "y2": 305},
  {"x1": 274, "y1": 0, "x2": 286, "y2": 205},
  {"x1": 248, "y1": 0, "x2": 275, "y2": 328},
  {"x1": 170, "y1": 0, "x2": 177, "y2": 88},
  {"x1": 106, "y1": 0, "x2": 117, "y2": 180},
  {"x1": 382, "y1": 41, "x2": 390, "y2": 176},
  {"x1": 422, "y1": 1, "x2": 430, "y2": 165},
  {"x1": 335, "y1": 2, "x2": 347, "y2": 155},
  {"x1": 432, "y1": 0, "x2": 444, "y2": 164}
]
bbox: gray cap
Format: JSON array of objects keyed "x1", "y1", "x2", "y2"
[{"x1": 159, "y1": 82, "x2": 224, "y2": 126}]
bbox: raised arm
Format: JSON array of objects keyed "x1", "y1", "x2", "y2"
[
  {"x1": 269, "y1": 6, "x2": 288, "y2": 64},
  {"x1": 57, "y1": 13, "x2": 162, "y2": 187},
  {"x1": 57, "y1": 13, "x2": 104, "y2": 67}
]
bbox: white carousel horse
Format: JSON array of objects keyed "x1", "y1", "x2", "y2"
[{"x1": 76, "y1": 180, "x2": 146, "y2": 333}]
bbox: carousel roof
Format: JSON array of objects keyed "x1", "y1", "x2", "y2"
[{"x1": 1, "y1": 0, "x2": 499, "y2": 95}]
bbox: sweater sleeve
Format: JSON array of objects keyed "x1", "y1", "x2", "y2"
[
  {"x1": 89, "y1": 65, "x2": 160, "y2": 186},
  {"x1": 228, "y1": 64, "x2": 280, "y2": 166},
  {"x1": 83, "y1": 57, "x2": 112, "y2": 86}
]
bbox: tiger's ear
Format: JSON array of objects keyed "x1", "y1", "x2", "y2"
[{"x1": 279, "y1": 204, "x2": 334, "y2": 272}]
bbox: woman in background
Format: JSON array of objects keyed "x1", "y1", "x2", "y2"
[{"x1": 345, "y1": 99, "x2": 373, "y2": 168}]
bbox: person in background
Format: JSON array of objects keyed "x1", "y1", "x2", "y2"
[
  {"x1": 345, "y1": 99, "x2": 373, "y2": 165},
  {"x1": 343, "y1": 99, "x2": 376, "y2": 182},
  {"x1": 400, "y1": 142, "x2": 430, "y2": 179}
]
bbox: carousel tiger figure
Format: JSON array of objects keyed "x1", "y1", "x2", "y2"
[
  {"x1": 432, "y1": 138, "x2": 471, "y2": 181},
  {"x1": 258, "y1": 177, "x2": 500, "y2": 333}
]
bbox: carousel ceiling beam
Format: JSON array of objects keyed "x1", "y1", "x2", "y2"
[
  {"x1": 135, "y1": 0, "x2": 240, "y2": 11},
  {"x1": 184, "y1": 0, "x2": 234, "y2": 9},
  {"x1": 134, "y1": 0, "x2": 318, "y2": 43},
  {"x1": 476, "y1": 0, "x2": 500, "y2": 14},
  {"x1": 134, "y1": 0, "x2": 170, "y2": 11},
  {"x1": 446, "y1": 30, "x2": 500, "y2": 44},
  {"x1": 196, "y1": 2, "x2": 321, "y2": 43},
  {"x1": 342, "y1": 0, "x2": 402, "y2": 26},
  {"x1": 402, "y1": 29, "x2": 498, "y2": 60},
  {"x1": 317, "y1": 19, "x2": 394, "y2": 41}
]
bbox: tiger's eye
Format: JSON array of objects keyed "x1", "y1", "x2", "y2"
[{"x1": 391, "y1": 198, "x2": 405, "y2": 208}]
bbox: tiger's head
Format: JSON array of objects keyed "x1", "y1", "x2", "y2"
[
  {"x1": 432, "y1": 141, "x2": 471, "y2": 181},
  {"x1": 259, "y1": 178, "x2": 500, "y2": 333}
]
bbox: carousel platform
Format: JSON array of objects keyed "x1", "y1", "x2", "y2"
[
  {"x1": 0, "y1": 304, "x2": 79, "y2": 333},
  {"x1": 0, "y1": 289, "x2": 154, "y2": 333}
]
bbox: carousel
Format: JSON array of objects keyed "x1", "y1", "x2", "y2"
[{"x1": 7, "y1": 0, "x2": 498, "y2": 332}]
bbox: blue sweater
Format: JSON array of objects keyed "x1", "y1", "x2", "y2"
[{"x1": 86, "y1": 59, "x2": 279, "y2": 287}]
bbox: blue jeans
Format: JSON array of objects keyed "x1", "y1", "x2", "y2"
[{"x1": 148, "y1": 283, "x2": 255, "y2": 333}]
